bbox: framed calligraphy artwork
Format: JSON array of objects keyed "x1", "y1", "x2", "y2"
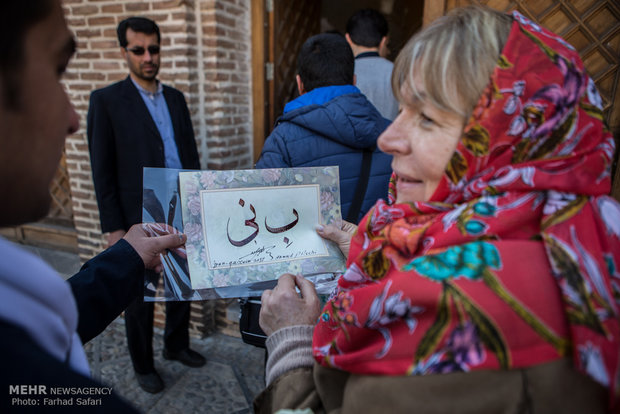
[{"x1": 179, "y1": 167, "x2": 346, "y2": 290}]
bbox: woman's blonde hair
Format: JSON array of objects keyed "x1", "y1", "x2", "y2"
[{"x1": 393, "y1": 6, "x2": 513, "y2": 118}]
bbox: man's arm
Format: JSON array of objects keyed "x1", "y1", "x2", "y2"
[
  {"x1": 86, "y1": 90, "x2": 125, "y2": 233},
  {"x1": 68, "y1": 224, "x2": 186, "y2": 343}
]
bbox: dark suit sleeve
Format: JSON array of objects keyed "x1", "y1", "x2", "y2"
[
  {"x1": 67, "y1": 240, "x2": 144, "y2": 344},
  {"x1": 87, "y1": 90, "x2": 126, "y2": 233},
  {"x1": 170, "y1": 88, "x2": 201, "y2": 169}
]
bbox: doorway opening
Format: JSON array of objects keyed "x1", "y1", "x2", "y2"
[{"x1": 251, "y1": 0, "x2": 425, "y2": 162}]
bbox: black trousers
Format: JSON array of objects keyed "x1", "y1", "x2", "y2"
[{"x1": 125, "y1": 271, "x2": 190, "y2": 374}]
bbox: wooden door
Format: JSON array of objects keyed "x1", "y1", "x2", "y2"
[
  {"x1": 252, "y1": 0, "x2": 320, "y2": 162},
  {"x1": 425, "y1": 0, "x2": 620, "y2": 200},
  {"x1": 1, "y1": 150, "x2": 77, "y2": 251},
  {"x1": 48, "y1": 151, "x2": 75, "y2": 227}
]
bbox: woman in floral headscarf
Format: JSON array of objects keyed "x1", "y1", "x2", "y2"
[{"x1": 256, "y1": 6, "x2": 620, "y2": 413}]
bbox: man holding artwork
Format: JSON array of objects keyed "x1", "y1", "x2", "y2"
[
  {"x1": 0, "y1": 1, "x2": 188, "y2": 411},
  {"x1": 87, "y1": 16, "x2": 204, "y2": 394}
]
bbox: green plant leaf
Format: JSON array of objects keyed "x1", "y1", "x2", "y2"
[
  {"x1": 415, "y1": 285, "x2": 451, "y2": 363},
  {"x1": 482, "y1": 269, "x2": 569, "y2": 355}
]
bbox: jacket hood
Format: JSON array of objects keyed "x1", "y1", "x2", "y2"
[{"x1": 279, "y1": 85, "x2": 389, "y2": 150}]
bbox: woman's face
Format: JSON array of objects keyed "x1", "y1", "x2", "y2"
[{"x1": 378, "y1": 81, "x2": 465, "y2": 204}]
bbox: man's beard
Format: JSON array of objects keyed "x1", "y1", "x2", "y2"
[{"x1": 137, "y1": 64, "x2": 159, "y2": 81}]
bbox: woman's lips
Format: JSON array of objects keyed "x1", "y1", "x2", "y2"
[
  {"x1": 395, "y1": 173, "x2": 422, "y2": 184},
  {"x1": 398, "y1": 177, "x2": 422, "y2": 183},
  {"x1": 394, "y1": 172, "x2": 425, "y2": 203}
]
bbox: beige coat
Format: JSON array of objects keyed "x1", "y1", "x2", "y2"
[{"x1": 255, "y1": 358, "x2": 608, "y2": 414}]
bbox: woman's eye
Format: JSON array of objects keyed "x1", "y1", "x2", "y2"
[{"x1": 420, "y1": 112, "x2": 435, "y2": 126}]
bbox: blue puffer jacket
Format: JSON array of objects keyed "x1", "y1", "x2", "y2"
[{"x1": 256, "y1": 85, "x2": 392, "y2": 223}]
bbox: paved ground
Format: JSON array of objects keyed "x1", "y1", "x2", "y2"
[
  {"x1": 84, "y1": 318, "x2": 266, "y2": 413},
  {"x1": 22, "y1": 244, "x2": 267, "y2": 413},
  {"x1": 21, "y1": 243, "x2": 83, "y2": 279}
]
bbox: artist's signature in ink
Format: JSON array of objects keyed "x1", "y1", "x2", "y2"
[
  {"x1": 240, "y1": 245, "x2": 276, "y2": 261},
  {"x1": 212, "y1": 245, "x2": 319, "y2": 269}
]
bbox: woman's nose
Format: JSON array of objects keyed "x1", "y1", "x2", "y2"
[{"x1": 378, "y1": 116, "x2": 406, "y2": 155}]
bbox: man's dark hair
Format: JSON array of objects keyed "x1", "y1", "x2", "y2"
[
  {"x1": 117, "y1": 17, "x2": 161, "y2": 48},
  {"x1": 297, "y1": 33, "x2": 354, "y2": 92},
  {"x1": 0, "y1": 0, "x2": 55, "y2": 108},
  {"x1": 346, "y1": 9, "x2": 388, "y2": 48}
]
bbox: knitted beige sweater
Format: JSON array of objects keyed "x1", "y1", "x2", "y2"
[{"x1": 265, "y1": 325, "x2": 315, "y2": 385}]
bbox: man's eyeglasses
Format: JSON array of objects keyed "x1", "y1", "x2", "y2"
[{"x1": 125, "y1": 45, "x2": 160, "y2": 56}]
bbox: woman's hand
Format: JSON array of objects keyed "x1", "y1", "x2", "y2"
[
  {"x1": 122, "y1": 223, "x2": 187, "y2": 272},
  {"x1": 260, "y1": 274, "x2": 321, "y2": 336},
  {"x1": 315, "y1": 219, "x2": 357, "y2": 258}
]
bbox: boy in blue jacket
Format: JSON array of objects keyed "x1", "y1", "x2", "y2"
[{"x1": 256, "y1": 33, "x2": 392, "y2": 223}]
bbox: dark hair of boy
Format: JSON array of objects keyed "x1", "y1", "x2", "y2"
[{"x1": 296, "y1": 33, "x2": 354, "y2": 93}]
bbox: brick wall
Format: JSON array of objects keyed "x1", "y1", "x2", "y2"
[{"x1": 62, "y1": 0, "x2": 253, "y2": 337}]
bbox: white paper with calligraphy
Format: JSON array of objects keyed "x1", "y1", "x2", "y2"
[{"x1": 179, "y1": 167, "x2": 346, "y2": 290}]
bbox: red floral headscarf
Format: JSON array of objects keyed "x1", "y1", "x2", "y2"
[{"x1": 313, "y1": 10, "x2": 620, "y2": 405}]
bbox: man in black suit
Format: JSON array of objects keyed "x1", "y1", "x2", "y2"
[{"x1": 87, "y1": 16, "x2": 204, "y2": 394}]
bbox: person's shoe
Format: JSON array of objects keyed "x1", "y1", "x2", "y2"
[
  {"x1": 162, "y1": 348, "x2": 206, "y2": 368},
  {"x1": 135, "y1": 370, "x2": 164, "y2": 394}
]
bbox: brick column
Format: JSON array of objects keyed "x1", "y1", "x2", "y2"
[{"x1": 62, "y1": 0, "x2": 252, "y2": 337}]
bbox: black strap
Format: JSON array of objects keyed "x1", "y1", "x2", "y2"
[{"x1": 346, "y1": 149, "x2": 373, "y2": 222}]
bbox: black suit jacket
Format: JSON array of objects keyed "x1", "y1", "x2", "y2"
[{"x1": 87, "y1": 76, "x2": 200, "y2": 233}]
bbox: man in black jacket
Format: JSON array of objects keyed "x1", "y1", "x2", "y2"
[
  {"x1": 0, "y1": 1, "x2": 187, "y2": 411},
  {"x1": 87, "y1": 17, "x2": 204, "y2": 393}
]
